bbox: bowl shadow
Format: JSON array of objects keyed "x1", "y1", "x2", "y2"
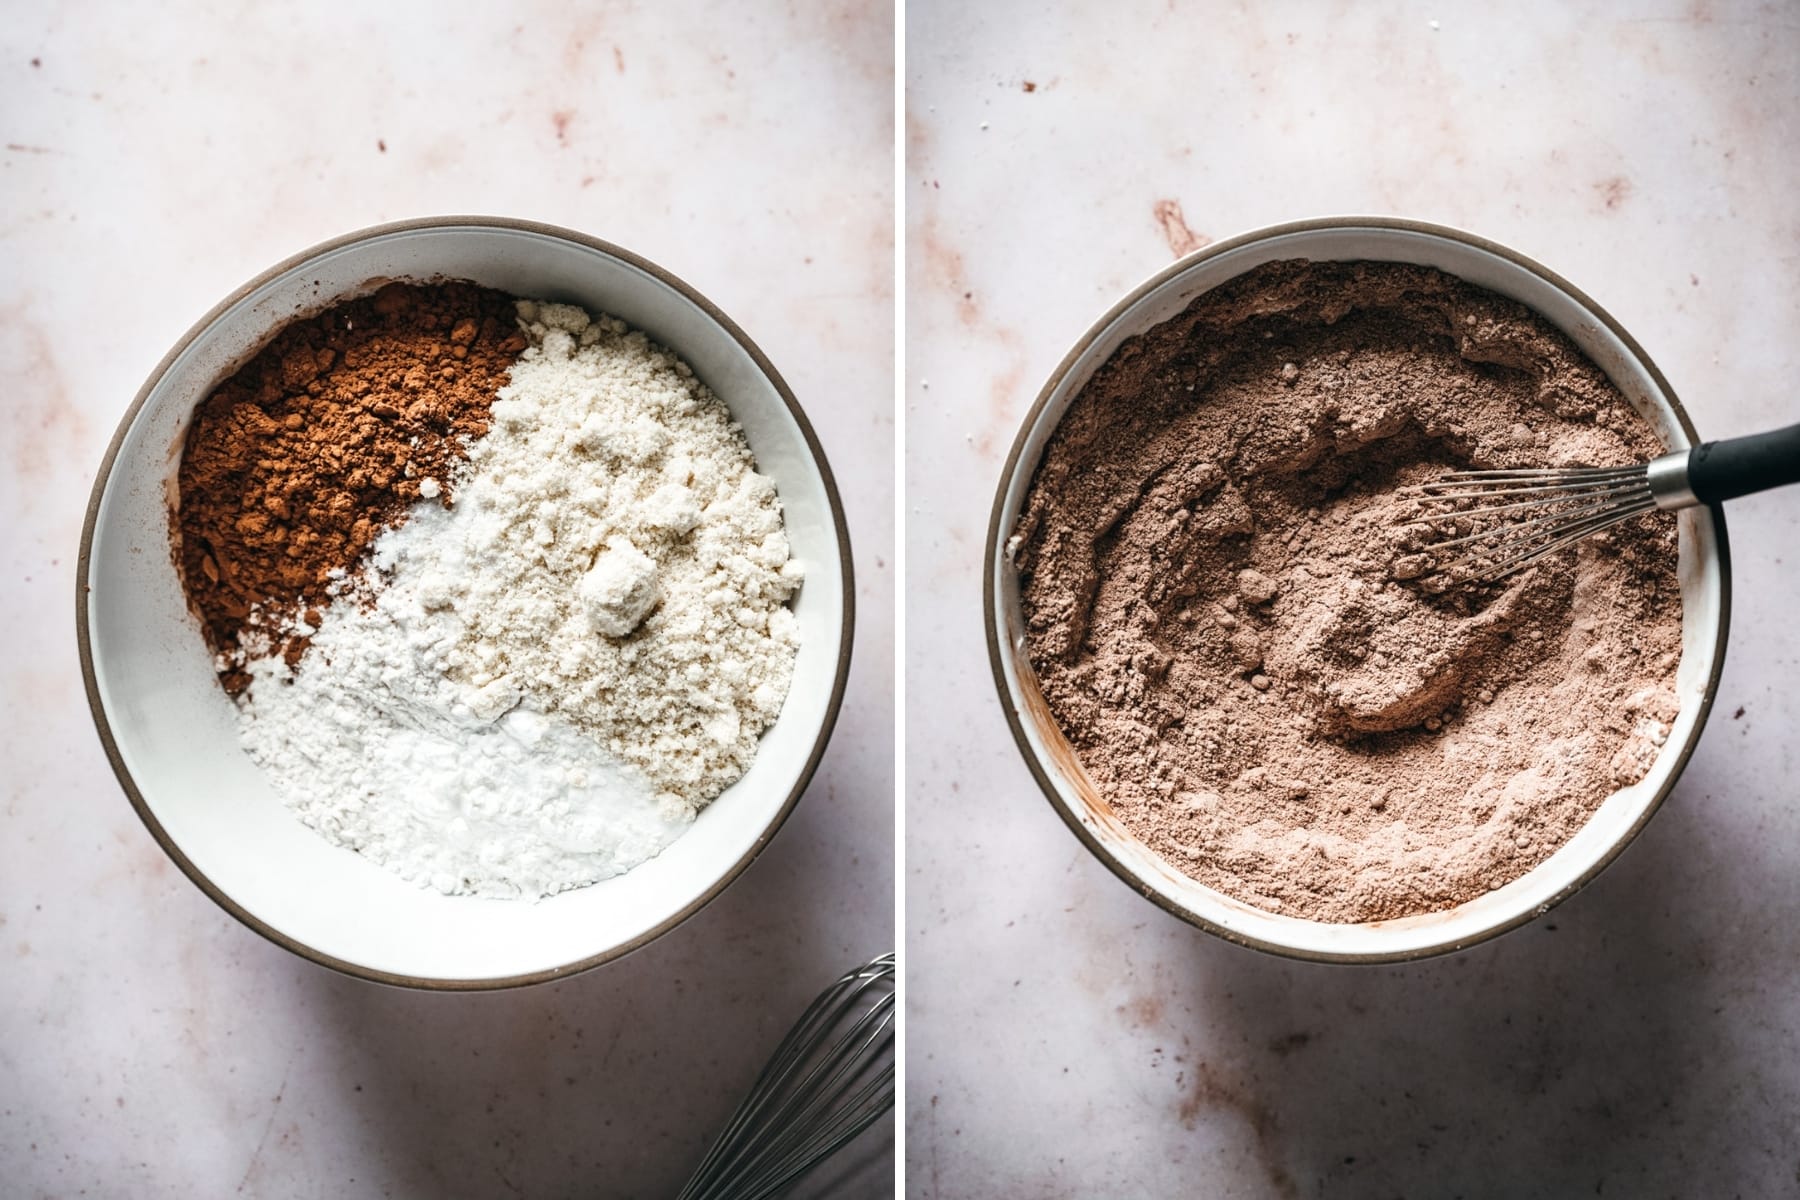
[
  {"x1": 297, "y1": 801, "x2": 890, "y2": 1200},
  {"x1": 1166, "y1": 754, "x2": 1778, "y2": 1198}
]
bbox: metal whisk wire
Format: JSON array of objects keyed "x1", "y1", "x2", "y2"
[
  {"x1": 1402, "y1": 423, "x2": 1800, "y2": 584},
  {"x1": 677, "y1": 952, "x2": 895, "y2": 1200},
  {"x1": 1404, "y1": 464, "x2": 1661, "y2": 582}
]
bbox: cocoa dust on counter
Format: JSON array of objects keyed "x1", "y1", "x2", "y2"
[
  {"x1": 176, "y1": 281, "x2": 528, "y2": 693},
  {"x1": 1013, "y1": 260, "x2": 1683, "y2": 923}
]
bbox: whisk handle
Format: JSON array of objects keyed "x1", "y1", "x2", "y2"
[{"x1": 1687, "y1": 422, "x2": 1800, "y2": 506}]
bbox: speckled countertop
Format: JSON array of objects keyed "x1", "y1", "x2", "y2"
[
  {"x1": 1, "y1": 2, "x2": 892, "y2": 1197},
  {"x1": 906, "y1": 2, "x2": 1799, "y2": 1196}
]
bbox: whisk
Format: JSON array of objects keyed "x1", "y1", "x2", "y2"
[
  {"x1": 677, "y1": 951, "x2": 895, "y2": 1200},
  {"x1": 1407, "y1": 422, "x2": 1800, "y2": 582}
]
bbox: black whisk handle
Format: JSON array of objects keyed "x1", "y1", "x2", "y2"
[{"x1": 1687, "y1": 421, "x2": 1800, "y2": 506}]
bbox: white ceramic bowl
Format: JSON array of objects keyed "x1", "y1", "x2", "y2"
[
  {"x1": 986, "y1": 217, "x2": 1730, "y2": 963},
  {"x1": 80, "y1": 217, "x2": 853, "y2": 988}
]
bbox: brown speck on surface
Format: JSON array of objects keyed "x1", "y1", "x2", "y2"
[
  {"x1": 376, "y1": 138, "x2": 386, "y2": 153},
  {"x1": 30, "y1": 56, "x2": 41, "y2": 67},
  {"x1": 1153, "y1": 198, "x2": 1211, "y2": 258},
  {"x1": 1267, "y1": 1031, "x2": 1314, "y2": 1056},
  {"x1": 1022, "y1": 79, "x2": 1038, "y2": 92},
  {"x1": 1690, "y1": 273, "x2": 1700, "y2": 286},
  {"x1": 6, "y1": 144, "x2": 53, "y2": 154},
  {"x1": 1595, "y1": 175, "x2": 1633, "y2": 210},
  {"x1": 1734, "y1": 706, "x2": 1745, "y2": 719},
  {"x1": 580, "y1": 175, "x2": 595, "y2": 188},
  {"x1": 1119, "y1": 993, "x2": 1165, "y2": 1028},
  {"x1": 613, "y1": 45, "x2": 625, "y2": 73},
  {"x1": 922, "y1": 222, "x2": 980, "y2": 326},
  {"x1": 551, "y1": 109, "x2": 574, "y2": 144},
  {"x1": 1179, "y1": 1061, "x2": 1297, "y2": 1198}
]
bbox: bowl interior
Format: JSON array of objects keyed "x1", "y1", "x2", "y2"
[
  {"x1": 990, "y1": 221, "x2": 1726, "y2": 962},
  {"x1": 84, "y1": 223, "x2": 849, "y2": 985}
]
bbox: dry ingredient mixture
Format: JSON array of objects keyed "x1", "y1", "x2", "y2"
[
  {"x1": 1013, "y1": 260, "x2": 1682, "y2": 923},
  {"x1": 177, "y1": 285, "x2": 800, "y2": 898}
]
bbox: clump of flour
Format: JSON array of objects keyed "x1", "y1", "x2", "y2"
[
  {"x1": 415, "y1": 299, "x2": 804, "y2": 797},
  {"x1": 235, "y1": 300, "x2": 802, "y2": 898}
]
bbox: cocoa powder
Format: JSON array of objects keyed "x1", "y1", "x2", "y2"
[
  {"x1": 176, "y1": 281, "x2": 528, "y2": 691},
  {"x1": 1015, "y1": 260, "x2": 1683, "y2": 923}
]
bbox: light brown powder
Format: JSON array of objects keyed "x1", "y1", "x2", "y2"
[{"x1": 1014, "y1": 260, "x2": 1682, "y2": 923}]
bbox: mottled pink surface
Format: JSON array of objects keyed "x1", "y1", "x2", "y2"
[
  {"x1": 1, "y1": 2, "x2": 893, "y2": 1197},
  {"x1": 907, "y1": 2, "x2": 1799, "y2": 1196}
]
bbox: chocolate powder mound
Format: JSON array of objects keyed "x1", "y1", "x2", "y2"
[
  {"x1": 1014, "y1": 260, "x2": 1683, "y2": 923},
  {"x1": 176, "y1": 281, "x2": 529, "y2": 692}
]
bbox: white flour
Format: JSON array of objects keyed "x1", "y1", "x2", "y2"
[{"x1": 235, "y1": 300, "x2": 801, "y2": 898}]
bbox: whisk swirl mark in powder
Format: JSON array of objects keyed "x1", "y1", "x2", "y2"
[{"x1": 1014, "y1": 260, "x2": 1682, "y2": 923}]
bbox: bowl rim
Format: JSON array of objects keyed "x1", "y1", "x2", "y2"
[
  {"x1": 983, "y1": 214, "x2": 1732, "y2": 964},
  {"x1": 76, "y1": 214, "x2": 856, "y2": 991}
]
